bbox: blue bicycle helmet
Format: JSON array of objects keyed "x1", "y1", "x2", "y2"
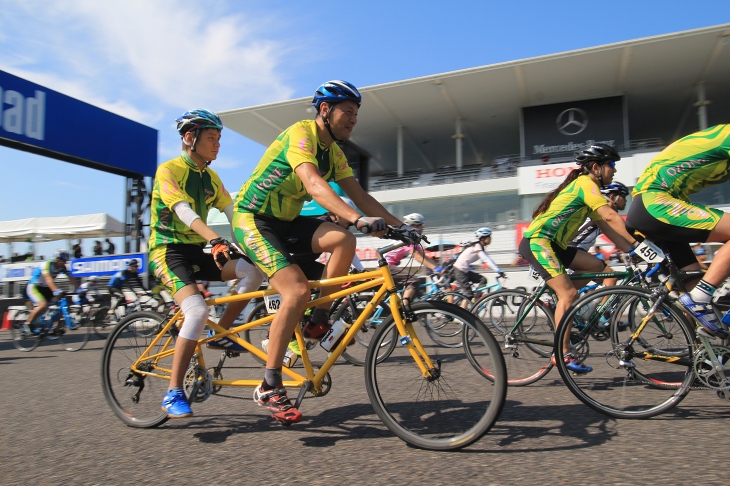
[
  {"x1": 176, "y1": 109, "x2": 223, "y2": 136},
  {"x1": 600, "y1": 181, "x2": 629, "y2": 198},
  {"x1": 312, "y1": 80, "x2": 362, "y2": 113},
  {"x1": 54, "y1": 249, "x2": 70, "y2": 261}
]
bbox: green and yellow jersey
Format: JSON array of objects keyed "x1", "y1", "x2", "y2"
[
  {"x1": 234, "y1": 119, "x2": 354, "y2": 221},
  {"x1": 524, "y1": 174, "x2": 607, "y2": 249},
  {"x1": 149, "y1": 153, "x2": 232, "y2": 249},
  {"x1": 633, "y1": 124, "x2": 730, "y2": 200}
]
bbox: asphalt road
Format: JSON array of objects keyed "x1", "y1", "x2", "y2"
[{"x1": 1, "y1": 330, "x2": 728, "y2": 485}]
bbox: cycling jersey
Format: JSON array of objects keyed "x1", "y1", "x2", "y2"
[
  {"x1": 568, "y1": 218, "x2": 601, "y2": 251},
  {"x1": 149, "y1": 153, "x2": 233, "y2": 249},
  {"x1": 234, "y1": 120, "x2": 354, "y2": 222},
  {"x1": 632, "y1": 124, "x2": 730, "y2": 200},
  {"x1": 385, "y1": 245, "x2": 423, "y2": 266},
  {"x1": 453, "y1": 243, "x2": 502, "y2": 273},
  {"x1": 28, "y1": 260, "x2": 69, "y2": 287},
  {"x1": 73, "y1": 282, "x2": 100, "y2": 304},
  {"x1": 523, "y1": 174, "x2": 607, "y2": 249}
]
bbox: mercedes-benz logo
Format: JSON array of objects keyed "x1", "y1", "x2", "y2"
[{"x1": 556, "y1": 108, "x2": 588, "y2": 136}]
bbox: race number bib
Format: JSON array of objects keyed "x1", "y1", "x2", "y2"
[
  {"x1": 263, "y1": 294, "x2": 282, "y2": 314},
  {"x1": 634, "y1": 240, "x2": 665, "y2": 264},
  {"x1": 528, "y1": 266, "x2": 541, "y2": 280}
]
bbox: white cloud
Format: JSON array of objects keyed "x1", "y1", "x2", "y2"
[{"x1": 0, "y1": 0, "x2": 309, "y2": 121}]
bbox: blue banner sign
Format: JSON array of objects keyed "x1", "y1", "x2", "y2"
[
  {"x1": 0, "y1": 70, "x2": 157, "y2": 177},
  {"x1": 69, "y1": 253, "x2": 147, "y2": 277}
]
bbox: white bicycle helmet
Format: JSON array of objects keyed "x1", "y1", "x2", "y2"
[{"x1": 403, "y1": 213, "x2": 425, "y2": 226}]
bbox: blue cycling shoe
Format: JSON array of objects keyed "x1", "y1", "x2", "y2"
[
  {"x1": 679, "y1": 294, "x2": 728, "y2": 338},
  {"x1": 564, "y1": 355, "x2": 593, "y2": 374},
  {"x1": 161, "y1": 389, "x2": 193, "y2": 418},
  {"x1": 205, "y1": 329, "x2": 246, "y2": 353}
]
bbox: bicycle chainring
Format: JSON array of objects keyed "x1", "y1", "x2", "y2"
[
  {"x1": 184, "y1": 364, "x2": 213, "y2": 403},
  {"x1": 692, "y1": 345, "x2": 730, "y2": 393}
]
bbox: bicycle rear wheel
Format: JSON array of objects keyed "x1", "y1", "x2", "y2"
[
  {"x1": 555, "y1": 286, "x2": 694, "y2": 419},
  {"x1": 365, "y1": 300, "x2": 506, "y2": 450},
  {"x1": 10, "y1": 309, "x2": 40, "y2": 352},
  {"x1": 472, "y1": 290, "x2": 555, "y2": 386},
  {"x1": 101, "y1": 311, "x2": 171, "y2": 428},
  {"x1": 56, "y1": 314, "x2": 92, "y2": 352}
]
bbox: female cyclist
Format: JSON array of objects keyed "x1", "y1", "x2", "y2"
[{"x1": 518, "y1": 143, "x2": 638, "y2": 372}]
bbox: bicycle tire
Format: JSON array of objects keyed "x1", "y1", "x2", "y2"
[
  {"x1": 364, "y1": 300, "x2": 506, "y2": 450},
  {"x1": 56, "y1": 312, "x2": 92, "y2": 352},
  {"x1": 472, "y1": 289, "x2": 555, "y2": 386},
  {"x1": 90, "y1": 306, "x2": 116, "y2": 339},
  {"x1": 331, "y1": 293, "x2": 395, "y2": 366},
  {"x1": 101, "y1": 311, "x2": 171, "y2": 428},
  {"x1": 555, "y1": 286, "x2": 694, "y2": 419},
  {"x1": 10, "y1": 309, "x2": 40, "y2": 352}
]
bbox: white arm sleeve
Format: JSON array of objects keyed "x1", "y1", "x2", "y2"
[
  {"x1": 478, "y1": 248, "x2": 502, "y2": 273},
  {"x1": 172, "y1": 202, "x2": 201, "y2": 228},
  {"x1": 223, "y1": 204, "x2": 234, "y2": 223}
]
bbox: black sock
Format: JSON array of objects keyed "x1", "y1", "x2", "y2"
[{"x1": 263, "y1": 368, "x2": 283, "y2": 390}]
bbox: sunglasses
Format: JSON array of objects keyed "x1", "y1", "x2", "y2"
[{"x1": 605, "y1": 161, "x2": 616, "y2": 168}]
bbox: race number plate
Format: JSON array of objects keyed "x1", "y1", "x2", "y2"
[
  {"x1": 634, "y1": 240, "x2": 665, "y2": 264},
  {"x1": 528, "y1": 266, "x2": 541, "y2": 280},
  {"x1": 263, "y1": 294, "x2": 282, "y2": 314}
]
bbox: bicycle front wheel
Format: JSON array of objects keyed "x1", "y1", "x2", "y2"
[
  {"x1": 56, "y1": 314, "x2": 92, "y2": 352},
  {"x1": 101, "y1": 311, "x2": 171, "y2": 428},
  {"x1": 365, "y1": 300, "x2": 506, "y2": 451},
  {"x1": 10, "y1": 309, "x2": 40, "y2": 352},
  {"x1": 555, "y1": 286, "x2": 694, "y2": 419},
  {"x1": 472, "y1": 290, "x2": 555, "y2": 386},
  {"x1": 91, "y1": 306, "x2": 116, "y2": 339}
]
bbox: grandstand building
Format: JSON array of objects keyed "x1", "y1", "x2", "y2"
[{"x1": 216, "y1": 24, "x2": 730, "y2": 266}]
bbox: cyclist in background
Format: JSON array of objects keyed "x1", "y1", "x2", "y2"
[
  {"x1": 107, "y1": 259, "x2": 147, "y2": 314},
  {"x1": 569, "y1": 182, "x2": 630, "y2": 251},
  {"x1": 22, "y1": 249, "x2": 79, "y2": 333},
  {"x1": 232, "y1": 80, "x2": 414, "y2": 424},
  {"x1": 73, "y1": 275, "x2": 101, "y2": 306},
  {"x1": 152, "y1": 109, "x2": 264, "y2": 419},
  {"x1": 451, "y1": 227, "x2": 505, "y2": 304},
  {"x1": 385, "y1": 213, "x2": 443, "y2": 308},
  {"x1": 626, "y1": 124, "x2": 730, "y2": 338},
  {"x1": 518, "y1": 143, "x2": 638, "y2": 373}
]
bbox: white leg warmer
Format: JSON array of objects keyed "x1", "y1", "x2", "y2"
[
  {"x1": 234, "y1": 258, "x2": 265, "y2": 294},
  {"x1": 178, "y1": 293, "x2": 209, "y2": 341}
]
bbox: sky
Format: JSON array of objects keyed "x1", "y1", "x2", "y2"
[{"x1": 0, "y1": 0, "x2": 728, "y2": 259}]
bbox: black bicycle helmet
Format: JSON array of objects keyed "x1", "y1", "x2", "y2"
[{"x1": 574, "y1": 143, "x2": 621, "y2": 166}]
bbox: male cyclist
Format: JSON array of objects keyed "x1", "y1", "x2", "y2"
[
  {"x1": 452, "y1": 228, "x2": 505, "y2": 304},
  {"x1": 626, "y1": 124, "x2": 730, "y2": 337},
  {"x1": 153, "y1": 109, "x2": 264, "y2": 419},
  {"x1": 232, "y1": 80, "x2": 414, "y2": 424},
  {"x1": 73, "y1": 275, "x2": 101, "y2": 306},
  {"x1": 384, "y1": 213, "x2": 443, "y2": 307},
  {"x1": 23, "y1": 249, "x2": 79, "y2": 332}
]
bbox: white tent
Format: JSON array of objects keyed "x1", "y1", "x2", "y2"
[{"x1": 0, "y1": 213, "x2": 125, "y2": 243}]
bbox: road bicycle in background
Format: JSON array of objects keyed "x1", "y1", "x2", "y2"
[
  {"x1": 554, "y1": 239, "x2": 730, "y2": 418},
  {"x1": 10, "y1": 294, "x2": 94, "y2": 352},
  {"x1": 101, "y1": 227, "x2": 507, "y2": 451}
]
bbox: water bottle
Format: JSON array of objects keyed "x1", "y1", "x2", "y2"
[
  {"x1": 261, "y1": 338, "x2": 269, "y2": 353},
  {"x1": 319, "y1": 319, "x2": 349, "y2": 352},
  {"x1": 283, "y1": 348, "x2": 298, "y2": 368}
]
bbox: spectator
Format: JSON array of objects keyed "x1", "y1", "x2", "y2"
[
  {"x1": 105, "y1": 238, "x2": 116, "y2": 255},
  {"x1": 93, "y1": 240, "x2": 104, "y2": 255},
  {"x1": 73, "y1": 241, "x2": 83, "y2": 259}
]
